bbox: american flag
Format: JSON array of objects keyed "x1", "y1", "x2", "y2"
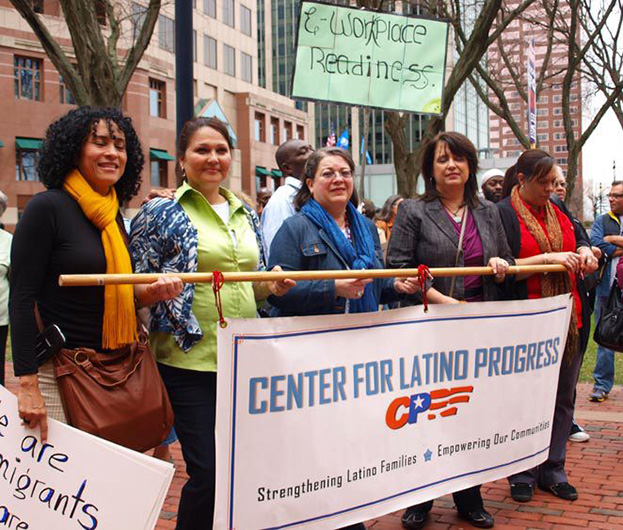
[{"x1": 326, "y1": 127, "x2": 336, "y2": 147}]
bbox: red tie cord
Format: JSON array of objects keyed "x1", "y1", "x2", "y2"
[
  {"x1": 212, "y1": 270, "x2": 227, "y2": 328},
  {"x1": 417, "y1": 265, "x2": 430, "y2": 313}
]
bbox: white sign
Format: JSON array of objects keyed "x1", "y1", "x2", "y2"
[
  {"x1": 0, "y1": 386, "x2": 174, "y2": 529},
  {"x1": 215, "y1": 296, "x2": 573, "y2": 529}
]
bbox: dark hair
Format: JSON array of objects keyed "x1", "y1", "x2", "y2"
[
  {"x1": 176, "y1": 117, "x2": 234, "y2": 180},
  {"x1": 294, "y1": 147, "x2": 358, "y2": 210},
  {"x1": 378, "y1": 194, "x2": 403, "y2": 222},
  {"x1": 37, "y1": 106, "x2": 144, "y2": 203},
  {"x1": 361, "y1": 199, "x2": 377, "y2": 220},
  {"x1": 420, "y1": 132, "x2": 480, "y2": 208},
  {"x1": 516, "y1": 149, "x2": 554, "y2": 183},
  {"x1": 501, "y1": 164, "x2": 518, "y2": 199}
]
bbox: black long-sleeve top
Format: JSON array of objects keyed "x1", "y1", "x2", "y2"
[{"x1": 10, "y1": 190, "x2": 108, "y2": 376}]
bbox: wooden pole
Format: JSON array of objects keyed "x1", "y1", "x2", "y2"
[{"x1": 59, "y1": 265, "x2": 568, "y2": 287}]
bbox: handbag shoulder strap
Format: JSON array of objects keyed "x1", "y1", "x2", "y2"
[{"x1": 448, "y1": 208, "x2": 468, "y2": 299}]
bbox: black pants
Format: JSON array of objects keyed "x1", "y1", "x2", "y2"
[
  {"x1": 0, "y1": 325, "x2": 8, "y2": 386},
  {"x1": 159, "y1": 363, "x2": 217, "y2": 530},
  {"x1": 410, "y1": 485, "x2": 484, "y2": 514}
]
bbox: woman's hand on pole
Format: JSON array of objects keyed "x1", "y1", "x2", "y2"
[
  {"x1": 135, "y1": 276, "x2": 184, "y2": 307},
  {"x1": 577, "y1": 246, "x2": 599, "y2": 275},
  {"x1": 335, "y1": 278, "x2": 373, "y2": 299},
  {"x1": 393, "y1": 277, "x2": 422, "y2": 294},
  {"x1": 18, "y1": 375, "x2": 48, "y2": 443},
  {"x1": 266, "y1": 265, "x2": 296, "y2": 297},
  {"x1": 546, "y1": 251, "x2": 581, "y2": 273},
  {"x1": 488, "y1": 257, "x2": 510, "y2": 283}
]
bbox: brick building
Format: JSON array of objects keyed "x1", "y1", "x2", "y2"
[
  {"x1": 0, "y1": 0, "x2": 312, "y2": 227},
  {"x1": 487, "y1": 3, "x2": 583, "y2": 213}
]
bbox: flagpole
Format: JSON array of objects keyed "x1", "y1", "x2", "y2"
[{"x1": 59, "y1": 265, "x2": 567, "y2": 287}]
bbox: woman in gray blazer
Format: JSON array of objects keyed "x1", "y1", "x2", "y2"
[{"x1": 387, "y1": 132, "x2": 514, "y2": 529}]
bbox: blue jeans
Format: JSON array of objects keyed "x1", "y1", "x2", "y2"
[
  {"x1": 158, "y1": 363, "x2": 217, "y2": 530},
  {"x1": 593, "y1": 295, "x2": 615, "y2": 393}
]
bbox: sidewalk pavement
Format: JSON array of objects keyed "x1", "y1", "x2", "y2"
[{"x1": 5, "y1": 368, "x2": 621, "y2": 529}]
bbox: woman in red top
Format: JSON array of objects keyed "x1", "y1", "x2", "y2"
[{"x1": 497, "y1": 150, "x2": 598, "y2": 504}]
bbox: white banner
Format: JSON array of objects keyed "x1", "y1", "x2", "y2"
[
  {"x1": 215, "y1": 295, "x2": 572, "y2": 530},
  {"x1": 0, "y1": 385, "x2": 174, "y2": 529}
]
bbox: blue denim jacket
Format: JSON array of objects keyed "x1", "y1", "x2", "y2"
[
  {"x1": 590, "y1": 212, "x2": 621, "y2": 298},
  {"x1": 267, "y1": 213, "x2": 400, "y2": 316}
]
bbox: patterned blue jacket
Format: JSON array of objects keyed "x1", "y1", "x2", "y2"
[{"x1": 129, "y1": 197, "x2": 266, "y2": 352}]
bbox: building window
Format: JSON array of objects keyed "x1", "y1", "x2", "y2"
[
  {"x1": 270, "y1": 117, "x2": 279, "y2": 145},
  {"x1": 556, "y1": 157, "x2": 567, "y2": 164},
  {"x1": 149, "y1": 78, "x2": 165, "y2": 117},
  {"x1": 150, "y1": 149, "x2": 174, "y2": 187},
  {"x1": 193, "y1": 30, "x2": 197, "y2": 62},
  {"x1": 204, "y1": 0, "x2": 216, "y2": 17},
  {"x1": 158, "y1": 15, "x2": 175, "y2": 52},
  {"x1": 296, "y1": 125, "x2": 305, "y2": 140},
  {"x1": 223, "y1": 44, "x2": 235, "y2": 76},
  {"x1": 537, "y1": 121, "x2": 548, "y2": 128},
  {"x1": 14, "y1": 56, "x2": 42, "y2": 101},
  {"x1": 537, "y1": 133, "x2": 548, "y2": 141},
  {"x1": 241, "y1": 52, "x2": 252, "y2": 82},
  {"x1": 536, "y1": 108, "x2": 548, "y2": 116},
  {"x1": 537, "y1": 95, "x2": 548, "y2": 104},
  {"x1": 131, "y1": 2, "x2": 147, "y2": 38},
  {"x1": 241, "y1": 5, "x2": 252, "y2": 36},
  {"x1": 555, "y1": 145, "x2": 568, "y2": 152},
  {"x1": 282, "y1": 121, "x2": 292, "y2": 143},
  {"x1": 554, "y1": 120, "x2": 562, "y2": 127},
  {"x1": 204, "y1": 36, "x2": 217, "y2": 69},
  {"x1": 150, "y1": 161, "x2": 167, "y2": 187},
  {"x1": 59, "y1": 75, "x2": 75, "y2": 105},
  {"x1": 223, "y1": 0, "x2": 235, "y2": 27},
  {"x1": 254, "y1": 112, "x2": 265, "y2": 142},
  {"x1": 15, "y1": 138, "x2": 42, "y2": 181},
  {"x1": 553, "y1": 95, "x2": 562, "y2": 103}
]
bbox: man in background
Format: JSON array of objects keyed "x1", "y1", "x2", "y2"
[
  {"x1": 256, "y1": 187, "x2": 272, "y2": 218},
  {"x1": 261, "y1": 139, "x2": 313, "y2": 259},
  {"x1": 481, "y1": 169, "x2": 504, "y2": 203},
  {"x1": 589, "y1": 181, "x2": 623, "y2": 402}
]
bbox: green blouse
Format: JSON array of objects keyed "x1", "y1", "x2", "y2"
[{"x1": 150, "y1": 182, "x2": 259, "y2": 372}]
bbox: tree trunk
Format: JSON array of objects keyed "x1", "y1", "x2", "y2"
[{"x1": 10, "y1": 0, "x2": 161, "y2": 108}]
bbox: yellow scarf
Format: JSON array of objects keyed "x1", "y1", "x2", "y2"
[{"x1": 63, "y1": 170, "x2": 137, "y2": 349}]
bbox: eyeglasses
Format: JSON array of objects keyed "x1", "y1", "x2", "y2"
[
  {"x1": 608, "y1": 193, "x2": 623, "y2": 199},
  {"x1": 319, "y1": 169, "x2": 353, "y2": 180}
]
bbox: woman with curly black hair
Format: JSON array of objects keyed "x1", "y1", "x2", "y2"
[{"x1": 10, "y1": 106, "x2": 182, "y2": 443}]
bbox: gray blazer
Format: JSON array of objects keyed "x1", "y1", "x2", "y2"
[{"x1": 386, "y1": 197, "x2": 514, "y2": 301}]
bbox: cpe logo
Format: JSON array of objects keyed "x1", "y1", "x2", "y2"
[{"x1": 385, "y1": 386, "x2": 474, "y2": 430}]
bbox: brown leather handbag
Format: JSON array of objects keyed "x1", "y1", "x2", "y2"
[{"x1": 52, "y1": 334, "x2": 174, "y2": 453}]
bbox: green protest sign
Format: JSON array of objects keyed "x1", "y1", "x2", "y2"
[{"x1": 291, "y1": 1, "x2": 449, "y2": 115}]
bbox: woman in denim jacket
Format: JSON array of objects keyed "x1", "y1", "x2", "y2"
[
  {"x1": 268, "y1": 148, "x2": 421, "y2": 319},
  {"x1": 268, "y1": 147, "x2": 421, "y2": 530}
]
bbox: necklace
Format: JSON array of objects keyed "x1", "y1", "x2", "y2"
[{"x1": 442, "y1": 202, "x2": 465, "y2": 223}]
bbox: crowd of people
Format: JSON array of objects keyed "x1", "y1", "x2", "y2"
[{"x1": 8, "y1": 106, "x2": 608, "y2": 530}]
